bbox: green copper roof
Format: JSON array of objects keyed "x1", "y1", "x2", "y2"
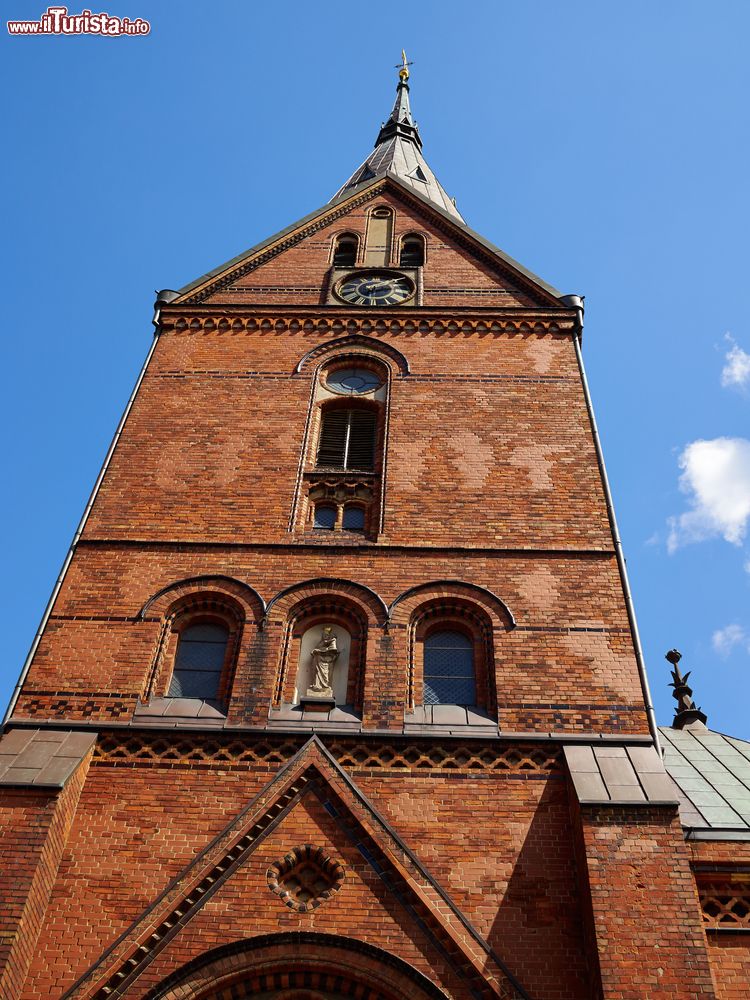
[{"x1": 660, "y1": 723, "x2": 750, "y2": 833}]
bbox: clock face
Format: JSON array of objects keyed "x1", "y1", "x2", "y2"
[{"x1": 335, "y1": 271, "x2": 415, "y2": 306}]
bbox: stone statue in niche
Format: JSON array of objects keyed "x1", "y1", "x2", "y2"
[{"x1": 306, "y1": 626, "x2": 339, "y2": 699}]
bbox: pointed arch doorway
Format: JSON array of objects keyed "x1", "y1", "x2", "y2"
[{"x1": 146, "y1": 933, "x2": 452, "y2": 1000}]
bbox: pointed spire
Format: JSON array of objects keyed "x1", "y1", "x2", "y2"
[
  {"x1": 666, "y1": 649, "x2": 708, "y2": 729},
  {"x1": 374, "y1": 50, "x2": 422, "y2": 149},
  {"x1": 332, "y1": 54, "x2": 464, "y2": 222}
]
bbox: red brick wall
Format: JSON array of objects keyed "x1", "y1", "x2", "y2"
[
  {"x1": 82, "y1": 330, "x2": 605, "y2": 549},
  {"x1": 0, "y1": 753, "x2": 90, "y2": 999},
  {"x1": 575, "y1": 802, "x2": 716, "y2": 998},
  {"x1": 125, "y1": 791, "x2": 471, "y2": 999},
  {"x1": 705, "y1": 938, "x2": 750, "y2": 1000},
  {"x1": 689, "y1": 841, "x2": 750, "y2": 998},
  {"x1": 21, "y1": 755, "x2": 591, "y2": 1000},
  {"x1": 11, "y1": 186, "x2": 642, "y2": 736},
  {"x1": 195, "y1": 189, "x2": 542, "y2": 309},
  {"x1": 14, "y1": 545, "x2": 646, "y2": 731},
  {"x1": 6, "y1": 179, "x2": 699, "y2": 1000}
]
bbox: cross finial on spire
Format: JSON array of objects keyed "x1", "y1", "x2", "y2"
[{"x1": 396, "y1": 49, "x2": 413, "y2": 82}]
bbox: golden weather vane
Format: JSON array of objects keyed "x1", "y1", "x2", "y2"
[{"x1": 396, "y1": 50, "x2": 413, "y2": 82}]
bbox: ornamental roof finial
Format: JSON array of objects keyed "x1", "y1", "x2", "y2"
[
  {"x1": 397, "y1": 49, "x2": 412, "y2": 82},
  {"x1": 666, "y1": 649, "x2": 708, "y2": 730}
]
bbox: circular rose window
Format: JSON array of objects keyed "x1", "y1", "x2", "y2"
[
  {"x1": 326, "y1": 368, "x2": 381, "y2": 395},
  {"x1": 267, "y1": 845, "x2": 345, "y2": 912}
]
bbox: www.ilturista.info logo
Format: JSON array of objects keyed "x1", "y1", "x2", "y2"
[{"x1": 8, "y1": 6, "x2": 150, "y2": 35}]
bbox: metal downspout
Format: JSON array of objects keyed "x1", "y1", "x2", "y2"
[
  {"x1": 562, "y1": 295, "x2": 662, "y2": 755},
  {"x1": 2, "y1": 291, "x2": 179, "y2": 726}
]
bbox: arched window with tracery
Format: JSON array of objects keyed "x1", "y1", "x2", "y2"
[{"x1": 147, "y1": 601, "x2": 243, "y2": 712}]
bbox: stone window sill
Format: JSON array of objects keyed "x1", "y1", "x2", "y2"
[
  {"x1": 404, "y1": 705, "x2": 498, "y2": 732},
  {"x1": 268, "y1": 702, "x2": 362, "y2": 731},
  {"x1": 133, "y1": 697, "x2": 227, "y2": 728}
]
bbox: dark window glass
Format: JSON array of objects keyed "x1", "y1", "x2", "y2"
[
  {"x1": 316, "y1": 408, "x2": 376, "y2": 471},
  {"x1": 400, "y1": 238, "x2": 424, "y2": 267},
  {"x1": 342, "y1": 505, "x2": 365, "y2": 531},
  {"x1": 327, "y1": 368, "x2": 381, "y2": 395},
  {"x1": 423, "y1": 630, "x2": 475, "y2": 706},
  {"x1": 313, "y1": 504, "x2": 337, "y2": 530},
  {"x1": 333, "y1": 237, "x2": 357, "y2": 267},
  {"x1": 168, "y1": 623, "x2": 228, "y2": 700}
]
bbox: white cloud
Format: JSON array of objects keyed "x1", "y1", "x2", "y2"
[
  {"x1": 712, "y1": 624, "x2": 750, "y2": 658},
  {"x1": 667, "y1": 437, "x2": 750, "y2": 552},
  {"x1": 721, "y1": 335, "x2": 750, "y2": 390}
]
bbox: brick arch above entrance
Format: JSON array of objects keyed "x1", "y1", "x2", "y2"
[{"x1": 145, "y1": 933, "x2": 451, "y2": 1000}]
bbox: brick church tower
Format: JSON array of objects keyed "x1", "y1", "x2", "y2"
[{"x1": 2, "y1": 60, "x2": 749, "y2": 1000}]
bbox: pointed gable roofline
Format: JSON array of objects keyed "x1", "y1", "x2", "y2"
[
  {"x1": 62, "y1": 736, "x2": 532, "y2": 1000},
  {"x1": 173, "y1": 174, "x2": 564, "y2": 307}
]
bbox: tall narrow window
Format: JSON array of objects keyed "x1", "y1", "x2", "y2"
[
  {"x1": 400, "y1": 236, "x2": 424, "y2": 267},
  {"x1": 316, "y1": 408, "x2": 377, "y2": 471},
  {"x1": 333, "y1": 235, "x2": 357, "y2": 268},
  {"x1": 423, "y1": 630, "x2": 475, "y2": 706},
  {"x1": 168, "y1": 622, "x2": 228, "y2": 700}
]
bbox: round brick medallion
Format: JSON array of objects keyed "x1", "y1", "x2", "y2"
[{"x1": 267, "y1": 845, "x2": 345, "y2": 912}]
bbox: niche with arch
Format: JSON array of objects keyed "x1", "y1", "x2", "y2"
[
  {"x1": 364, "y1": 205, "x2": 394, "y2": 266},
  {"x1": 274, "y1": 598, "x2": 368, "y2": 716},
  {"x1": 294, "y1": 622, "x2": 352, "y2": 706}
]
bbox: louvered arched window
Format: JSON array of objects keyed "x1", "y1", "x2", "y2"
[
  {"x1": 333, "y1": 234, "x2": 358, "y2": 268},
  {"x1": 400, "y1": 235, "x2": 425, "y2": 267},
  {"x1": 423, "y1": 630, "x2": 476, "y2": 706},
  {"x1": 167, "y1": 622, "x2": 229, "y2": 700},
  {"x1": 316, "y1": 407, "x2": 377, "y2": 471}
]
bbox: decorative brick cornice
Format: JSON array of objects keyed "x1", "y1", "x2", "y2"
[
  {"x1": 91, "y1": 731, "x2": 560, "y2": 774},
  {"x1": 160, "y1": 308, "x2": 572, "y2": 338}
]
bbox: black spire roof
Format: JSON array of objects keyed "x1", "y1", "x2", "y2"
[{"x1": 332, "y1": 54, "x2": 463, "y2": 222}]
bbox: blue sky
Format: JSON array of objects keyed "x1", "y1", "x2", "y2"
[{"x1": 2, "y1": 1, "x2": 749, "y2": 734}]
